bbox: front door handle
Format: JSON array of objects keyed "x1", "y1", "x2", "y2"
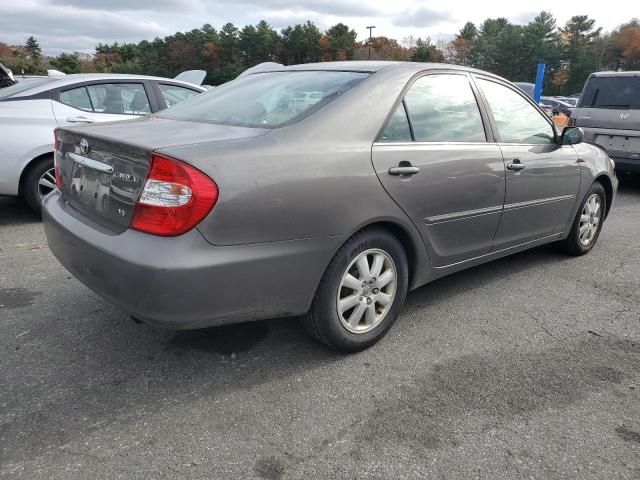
[
  {"x1": 388, "y1": 163, "x2": 420, "y2": 176},
  {"x1": 506, "y1": 159, "x2": 526, "y2": 171},
  {"x1": 67, "y1": 116, "x2": 95, "y2": 123}
]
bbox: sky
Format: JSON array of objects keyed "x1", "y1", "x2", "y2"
[{"x1": 0, "y1": 0, "x2": 635, "y2": 55}]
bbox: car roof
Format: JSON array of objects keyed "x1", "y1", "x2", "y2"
[
  {"x1": 12, "y1": 73, "x2": 206, "y2": 96},
  {"x1": 590, "y1": 71, "x2": 640, "y2": 77},
  {"x1": 259, "y1": 60, "x2": 505, "y2": 79}
]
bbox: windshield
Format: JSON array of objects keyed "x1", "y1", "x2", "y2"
[
  {"x1": 0, "y1": 77, "x2": 55, "y2": 100},
  {"x1": 158, "y1": 70, "x2": 370, "y2": 128},
  {"x1": 579, "y1": 76, "x2": 640, "y2": 109}
]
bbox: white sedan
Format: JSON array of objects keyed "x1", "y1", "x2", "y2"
[{"x1": 0, "y1": 71, "x2": 206, "y2": 213}]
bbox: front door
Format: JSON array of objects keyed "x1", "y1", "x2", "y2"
[
  {"x1": 372, "y1": 73, "x2": 505, "y2": 267},
  {"x1": 474, "y1": 77, "x2": 580, "y2": 249}
]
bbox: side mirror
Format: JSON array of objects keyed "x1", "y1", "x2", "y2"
[{"x1": 560, "y1": 126, "x2": 584, "y2": 145}]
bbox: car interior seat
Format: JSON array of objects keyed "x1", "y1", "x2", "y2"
[
  {"x1": 129, "y1": 90, "x2": 149, "y2": 114},
  {"x1": 102, "y1": 88, "x2": 124, "y2": 114}
]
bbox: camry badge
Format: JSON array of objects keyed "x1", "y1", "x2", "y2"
[{"x1": 113, "y1": 172, "x2": 142, "y2": 183}]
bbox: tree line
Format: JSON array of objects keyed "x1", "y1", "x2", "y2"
[{"x1": 1, "y1": 12, "x2": 639, "y2": 95}]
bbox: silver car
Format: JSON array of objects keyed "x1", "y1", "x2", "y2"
[
  {"x1": 43, "y1": 62, "x2": 618, "y2": 352},
  {"x1": 0, "y1": 72, "x2": 205, "y2": 214}
]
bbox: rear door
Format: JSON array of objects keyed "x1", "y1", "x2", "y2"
[
  {"x1": 474, "y1": 76, "x2": 580, "y2": 249},
  {"x1": 52, "y1": 81, "x2": 156, "y2": 126},
  {"x1": 372, "y1": 72, "x2": 505, "y2": 267}
]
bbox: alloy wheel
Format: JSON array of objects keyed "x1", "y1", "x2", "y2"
[
  {"x1": 336, "y1": 248, "x2": 397, "y2": 334},
  {"x1": 579, "y1": 193, "x2": 601, "y2": 246},
  {"x1": 38, "y1": 167, "x2": 56, "y2": 199}
]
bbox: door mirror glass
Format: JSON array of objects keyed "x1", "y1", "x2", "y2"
[{"x1": 561, "y1": 127, "x2": 584, "y2": 145}]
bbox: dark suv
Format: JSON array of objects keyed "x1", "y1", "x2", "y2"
[{"x1": 572, "y1": 72, "x2": 640, "y2": 173}]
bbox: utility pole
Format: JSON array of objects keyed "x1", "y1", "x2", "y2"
[{"x1": 366, "y1": 26, "x2": 376, "y2": 60}]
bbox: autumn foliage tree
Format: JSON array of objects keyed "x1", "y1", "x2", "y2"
[{"x1": 2, "y1": 14, "x2": 639, "y2": 94}]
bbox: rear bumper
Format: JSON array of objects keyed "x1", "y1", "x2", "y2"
[
  {"x1": 43, "y1": 190, "x2": 344, "y2": 329},
  {"x1": 611, "y1": 157, "x2": 640, "y2": 173},
  {"x1": 581, "y1": 127, "x2": 640, "y2": 172}
]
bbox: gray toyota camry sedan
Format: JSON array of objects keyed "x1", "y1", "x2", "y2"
[{"x1": 43, "y1": 61, "x2": 618, "y2": 352}]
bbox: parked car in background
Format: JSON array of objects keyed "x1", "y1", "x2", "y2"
[
  {"x1": 539, "y1": 100, "x2": 554, "y2": 116},
  {"x1": 514, "y1": 82, "x2": 535, "y2": 98},
  {"x1": 43, "y1": 61, "x2": 617, "y2": 352},
  {"x1": 541, "y1": 96, "x2": 575, "y2": 116},
  {"x1": 571, "y1": 71, "x2": 640, "y2": 173},
  {"x1": 0, "y1": 73, "x2": 206, "y2": 213},
  {"x1": 557, "y1": 96, "x2": 578, "y2": 107}
]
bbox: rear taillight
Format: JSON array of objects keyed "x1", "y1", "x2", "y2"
[
  {"x1": 53, "y1": 130, "x2": 62, "y2": 189},
  {"x1": 131, "y1": 153, "x2": 218, "y2": 236}
]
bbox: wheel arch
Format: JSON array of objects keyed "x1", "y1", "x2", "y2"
[
  {"x1": 343, "y1": 219, "x2": 427, "y2": 290},
  {"x1": 594, "y1": 174, "x2": 613, "y2": 219}
]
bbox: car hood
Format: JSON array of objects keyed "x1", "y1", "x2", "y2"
[{"x1": 64, "y1": 115, "x2": 270, "y2": 151}]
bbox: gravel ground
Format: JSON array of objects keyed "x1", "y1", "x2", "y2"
[{"x1": 1, "y1": 176, "x2": 639, "y2": 479}]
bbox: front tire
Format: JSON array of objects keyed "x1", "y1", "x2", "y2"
[
  {"x1": 303, "y1": 228, "x2": 409, "y2": 352},
  {"x1": 561, "y1": 182, "x2": 606, "y2": 256},
  {"x1": 22, "y1": 156, "x2": 55, "y2": 216}
]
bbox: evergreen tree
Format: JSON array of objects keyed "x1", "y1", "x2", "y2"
[
  {"x1": 50, "y1": 52, "x2": 82, "y2": 74},
  {"x1": 325, "y1": 23, "x2": 357, "y2": 60},
  {"x1": 561, "y1": 15, "x2": 601, "y2": 93}
]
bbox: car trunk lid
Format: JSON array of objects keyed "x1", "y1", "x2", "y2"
[{"x1": 55, "y1": 117, "x2": 268, "y2": 233}]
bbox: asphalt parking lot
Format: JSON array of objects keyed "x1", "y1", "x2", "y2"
[{"x1": 1, "y1": 177, "x2": 639, "y2": 480}]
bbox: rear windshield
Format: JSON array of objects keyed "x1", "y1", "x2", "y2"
[
  {"x1": 158, "y1": 70, "x2": 369, "y2": 128},
  {"x1": 579, "y1": 76, "x2": 640, "y2": 109},
  {"x1": 0, "y1": 77, "x2": 54, "y2": 100}
]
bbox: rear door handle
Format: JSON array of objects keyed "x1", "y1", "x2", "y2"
[
  {"x1": 506, "y1": 159, "x2": 526, "y2": 171},
  {"x1": 66, "y1": 116, "x2": 95, "y2": 123},
  {"x1": 388, "y1": 165, "x2": 420, "y2": 176}
]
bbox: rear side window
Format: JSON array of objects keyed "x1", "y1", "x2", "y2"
[
  {"x1": 159, "y1": 84, "x2": 200, "y2": 107},
  {"x1": 580, "y1": 76, "x2": 640, "y2": 109},
  {"x1": 60, "y1": 83, "x2": 151, "y2": 115},
  {"x1": 59, "y1": 87, "x2": 92, "y2": 111},
  {"x1": 379, "y1": 102, "x2": 412, "y2": 142},
  {"x1": 403, "y1": 74, "x2": 486, "y2": 142},
  {"x1": 0, "y1": 77, "x2": 55, "y2": 100}
]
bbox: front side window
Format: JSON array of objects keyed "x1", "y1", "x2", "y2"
[
  {"x1": 477, "y1": 78, "x2": 555, "y2": 144},
  {"x1": 158, "y1": 71, "x2": 369, "y2": 128},
  {"x1": 159, "y1": 84, "x2": 200, "y2": 108},
  {"x1": 403, "y1": 74, "x2": 486, "y2": 143}
]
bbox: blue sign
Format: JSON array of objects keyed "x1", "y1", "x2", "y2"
[{"x1": 533, "y1": 63, "x2": 545, "y2": 103}]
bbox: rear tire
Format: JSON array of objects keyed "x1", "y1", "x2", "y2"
[
  {"x1": 22, "y1": 156, "x2": 55, "y2": 216},
  {"x1": 561, "y1": 182, "x2": 606, "y2": 256},
  {"x1": 302, "y1": 228, "x2": 409, "y2": 352}
]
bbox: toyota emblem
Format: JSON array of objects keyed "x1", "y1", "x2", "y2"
[{"x1": 79, "y1": 138, "x2": 89, "y2": 155}]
